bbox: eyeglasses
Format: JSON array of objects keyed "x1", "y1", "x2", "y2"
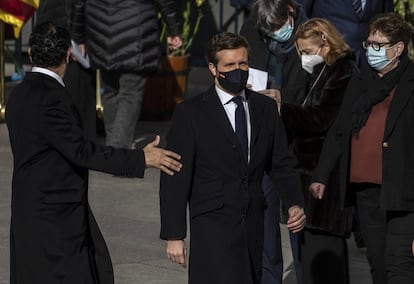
[{"x1": 362, "y1": 40, "x2": 396, "y2": 51}]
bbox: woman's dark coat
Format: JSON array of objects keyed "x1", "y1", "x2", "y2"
[
  {"x1": 312, "y1": 59, "x2": 414, "y2": 212},
  {"x1": 281, "y1": 56, "x2": 357, "y2": 236}
]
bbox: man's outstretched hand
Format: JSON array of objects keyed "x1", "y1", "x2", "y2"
[{"x1": 143, "y1": 135, "x2": 182, "y2": 175}]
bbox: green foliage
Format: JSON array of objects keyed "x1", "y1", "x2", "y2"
[
  {"x1": 394, "y1": 0, "x2": 414, "y2": 58},
  {"x1": 394, "y1": 0, "x2": 414, "y2": 23}
]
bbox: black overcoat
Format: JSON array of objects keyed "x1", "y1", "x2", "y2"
[
  {"x1": 160, "y1": 87, "x2": 304, "y2": 284},
  {"x1": 6, "y1": 72, "x2": 146, "y2": 284}
]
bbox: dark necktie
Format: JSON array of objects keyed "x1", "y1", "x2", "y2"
[
  {"x1": 232, "y1": 96, "x2": 248, "y2": 159},
  {"x1": 352, "y1": 0, "x2": 363, "y2": 17}
]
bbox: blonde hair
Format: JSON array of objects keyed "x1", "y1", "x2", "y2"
[{"x1": 295, "y1": 18, "x2": 351, "y2": 65}]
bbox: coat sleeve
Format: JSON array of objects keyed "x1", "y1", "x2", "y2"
[
  {"x1": 159, "y1": 103, "x2": 195, "y2": 240},
  {"x1": 40, "y1": 90, "x2": 146, "y2": 177},
  {"x1": 70, "y1": 0, "x2": 85, "y2": 43},
  {"x1": 268, "y1": 101, "x2": 305, "y2": 210}
]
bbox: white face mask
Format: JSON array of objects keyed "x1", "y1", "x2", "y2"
[{"x1": 301, "y1": 48, "x2": 324, "y2": 73}]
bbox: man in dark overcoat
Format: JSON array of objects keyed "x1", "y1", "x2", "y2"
[
  {"x1": 6, "y1": 22, "x2": 182, "y2": 284},
  {"x1": 160, "y1": 32, "x2": 306, "y2": 284}
]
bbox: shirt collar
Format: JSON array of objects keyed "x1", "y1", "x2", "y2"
[
  {"x1": 31, "y1": 67, "x2": 65, "y2": 87},
  {"x1": 215, "y1": 85, "x2": 247, "y2": 105}
]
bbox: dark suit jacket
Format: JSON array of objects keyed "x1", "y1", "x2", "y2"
[
  {"x1": 6, "y1": 72, "x2": 145, "y2": 284},
  {"x1": 160, "y1": 86, "x2": 304, "y2": 284},
  {"x1": 298, "y1": 0, "x2": 394, "y2": 66},
  {"x1": 312, "y1": 60, "x2": 414, "y2": 211}
]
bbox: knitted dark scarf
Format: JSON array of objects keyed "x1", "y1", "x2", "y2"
[
  {"x1": 350, "y1": 53, "x2": 410, "y2": 134},
  {"x1": 264, "y1": 4, "x2": 307, "y2": 88}
]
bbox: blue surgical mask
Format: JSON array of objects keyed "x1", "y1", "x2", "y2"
[
  {"x1": 366, "y1": 46, "x2": 395, "y2": 71},
  {"x1": 269, "y1": 18, "x2": 294, "y2": 43}
]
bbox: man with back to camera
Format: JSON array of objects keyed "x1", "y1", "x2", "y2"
[
  {"x1": 159, "y1": 32, "x2": 306, "y2": 284},
  {"x1": 6, "y1": 22, "x2": 182, "y2": 284}
]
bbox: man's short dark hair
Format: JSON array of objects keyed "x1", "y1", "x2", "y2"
[
  {"x1": 207, "y1": 32, "x2": 250, "y2": 65},
  {"x1": 28, "y1": 22, "x2": 71, "y2": 68}
]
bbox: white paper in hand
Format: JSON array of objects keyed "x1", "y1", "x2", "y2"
[
  {"x1": 71, "y1": 40, "x2": 90, "y2": 69},
  {"x1": 247, "y1": 67, "x2": 268, "y2": 92}
]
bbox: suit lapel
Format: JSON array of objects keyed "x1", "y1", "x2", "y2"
[
  {"x1": 384, "y1": 64, "x2": 414, "y2": 138},
  {"x1": 246, "y1": 91, "x2": 264, "y2": 164},
  {"x1": 203, "y1": 87, "x2": 247, "y2": 160},
  {"x1": 247, "y1": 91, "x2": 264, "y2": 154}
]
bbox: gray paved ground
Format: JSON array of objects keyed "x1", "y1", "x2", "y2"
[{"x1": 0, "y1": 66, "x2": 372, "y2": 283}]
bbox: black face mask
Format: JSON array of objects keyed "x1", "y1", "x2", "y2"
[{"x1": 217, "y1": 68, "x2": 249, "y2": 94}]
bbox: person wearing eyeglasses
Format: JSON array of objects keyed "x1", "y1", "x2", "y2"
[{"x1": 310, "y1": 13, "x2": 414, "y2": 284}]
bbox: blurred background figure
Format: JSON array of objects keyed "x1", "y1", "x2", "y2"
[
  {"x1": 240, "y1": 1, "x2": 308, "y2": 283},
  {"x1": 280, "y1": 18, "x2": 357, "y2": 284},
  {"x1": 71, "y1": 0, "x2": 182, "y2": 149},
  {"x1": 240, "y1": 0, "x2": 307, "y2": 104}
]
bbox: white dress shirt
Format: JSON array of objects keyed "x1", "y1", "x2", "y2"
[
  {"x1": 31, "y1": 67, "x2": 65, "y2": 87},
  {"x1": 361, "y1": 0, "x2": 366, "y2": 10},
  {"x1": 215, "y1": 86, "x2": 251, "y2": 161}
]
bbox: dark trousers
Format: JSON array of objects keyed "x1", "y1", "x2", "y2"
[
  {"x1": 261, "y1": 175, "x2": 302, "y2": 284},
  {"x1": 301, "y1": 228, "x2": 349, "y2": 284},
  {"x1": 353, "y1": 183, "x2": 387, "y2": 284},
  {"x1": 353, "y1": 183, "x2": 414, "y2": 284},
  {"x1": 386, "y1": 211, "x2": 414, "y2": 284},
  {"x1": 101, "y1": 71, "x2": 146, "y2": 148}
]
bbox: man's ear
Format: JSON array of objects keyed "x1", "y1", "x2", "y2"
[
  {"x1": 208, "y1": 63, "x2": 216, "y2": 77},
  {"x1": 395, "y1": 41, "x2": 405, "y2": 57},
  {"x1": 65, "y1": 48, "x2": 71, "y2": 64}
]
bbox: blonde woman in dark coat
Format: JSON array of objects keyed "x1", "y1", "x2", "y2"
[{"x1": 275, "y1": 18, "x2": 357, "y2": 284}]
